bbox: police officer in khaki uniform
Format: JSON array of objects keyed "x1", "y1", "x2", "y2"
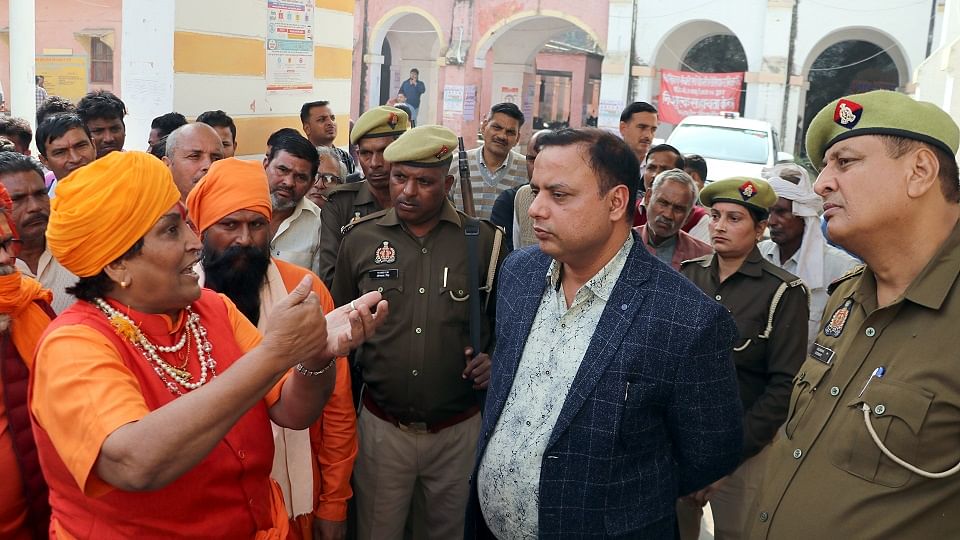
[
  {"x1": 680, "y1": 177, "x2": 809, "y2": 540},
  {"x1": 319, "y1": 106, "x2": 410, "y2": 286},
  {"x1": 744, "y1": 91, "x2": 960, "y2": 538},
  {"x1": 331, "y1": 125, "x2": 506, "y2": 540}
]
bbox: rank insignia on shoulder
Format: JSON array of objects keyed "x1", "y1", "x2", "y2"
[
  {"x1": 375, "y1": 241, "x2": 396, "y2": 264},
  {"x1": 824, "y1": 298, "x2": 854, "y2": 338}
]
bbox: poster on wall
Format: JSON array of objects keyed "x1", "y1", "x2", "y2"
[
  {"x1": 36, "y1": 56, "x2": 88, "y2": 102},
  {"x1": 462, "y1": 85, "x2": 477, "y2": 121},
  {"x1": 658, "y1": 69, "x2": 743, "y2": 124},
  {"x1": 499, "y1": 86, "x2": 520, "y2": 104},
  {"x1": 443, "y1": 85, "x2": 465, "y2": 123},
  {"x1": 266, "y1": 0, "x2": 314, "y2": 93},
  {"x1": 522, "y1": 84, "x2": 535, "y2": 122}
]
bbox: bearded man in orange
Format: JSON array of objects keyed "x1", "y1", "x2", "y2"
[
  {"x1": 0, "y1": 179, "x2": 55, "y2": 539},
  {"x1": 187, "y1": 158, "x2": 356, "y2": 540}
]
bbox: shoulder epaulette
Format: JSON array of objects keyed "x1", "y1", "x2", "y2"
[
  {"x1": 341, "y1": 209, "x2": 388, "y2": 235},
  {"x1": 827, "y1": 264, "x2": 866, "y2": 295},
  {"x1": 761, "y1": 260, "x2": 807, "y2": 287},
  {"x1": 681, "y1": 254, "x2": 712, "y2": 267}
]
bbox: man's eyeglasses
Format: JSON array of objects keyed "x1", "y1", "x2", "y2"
[
  {"x1": 316, "y1": 173, "x2": 342, "y2": 185},
  {"x1": 0, "y1": 236, "x2": 23, "y2": 257}
]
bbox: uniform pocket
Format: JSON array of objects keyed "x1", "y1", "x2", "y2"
[
  {"x1": 828, "y1": 378, "x2": 933, "y2": 488},
  {"x1": 784, "y1": 357, "x2": 833, "y2": 438},
  {"x1": 358, "y1": 272, "x2": 403, "y2": 297}
]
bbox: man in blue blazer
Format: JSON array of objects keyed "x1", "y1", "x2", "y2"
[{"x1": 467, "y1": 128, "x2": 743, "y2": 539}]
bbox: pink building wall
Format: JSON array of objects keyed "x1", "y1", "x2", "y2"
[
  {"x1": 534, "y1": 52, "x2": 602, "y2": 127},
  {"x1": 0, "y1": 0, "x2": 122, "y2": 108},
  {"x1": 352, "y1": 0, "x2": 608, "y2": 148}
]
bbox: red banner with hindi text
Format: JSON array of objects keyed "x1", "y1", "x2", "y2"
[{"x1": 658, "y1": 70, "x2": 744, "y2": 124}]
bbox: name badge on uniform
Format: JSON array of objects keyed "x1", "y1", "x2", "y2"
[
  {"x1": 824, "y1": 298, "x2": 854, "y2": 338},
  {"x1": 374, "y1": 241, "x2": 396, "y2": 264},
  {"x1": 810, "y1": 343, "x2": 835, "y2": 365},
  {"x1": 368, "y1": 269, "x2": 398, "y2": 280}
]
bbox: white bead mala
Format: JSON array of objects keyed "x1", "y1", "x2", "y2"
[{"x1": 94, "y1": 298, "x2": 218, "y2": 396}]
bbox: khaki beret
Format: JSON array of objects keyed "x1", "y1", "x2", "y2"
[
  {"x1": 382, "y1": 125, "x2": 457, "y2": 168},
  {"x1": 700, "y1": 177, "x2": 777, "y2": 214},
  {"x1": 806, "y1": 90, "x2": 959, "y2": 171},
  {"x1": 350, "y1": 106, "x2": 410, "y2": 145}
]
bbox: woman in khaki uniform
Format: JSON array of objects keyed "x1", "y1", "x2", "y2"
[{"x1": 679, "y1": 177, "x2": 809, "y2": 540}]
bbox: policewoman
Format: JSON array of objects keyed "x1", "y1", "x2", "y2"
[
  {"x1": 330, "y1": 125, "x2": 506, "y2": 539},
  {"x1": 318, "y1": 106, "x2": 409, "y2": 286},
  {"x1": 680, "y1": 177, "x2": 809, "y2": 540},
  {"x1": 744, "y1": 91, "x2": 960, "y2": 539}
]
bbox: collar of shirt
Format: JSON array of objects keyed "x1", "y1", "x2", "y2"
[
  {"x1": 853, "y1": 220, "x2": 960, "y2": 312},
  {"x1": 376, "y1": 199, "x2": 463, "y2": 230},
  {"x1": 355, "y1": 180, "x2": 377, "y2": 206},
  {"x1": 698, "y1": 245, "x2": 764, "y2": 279},
  {"x1": 476, "y1": 146, "x2": 514, "y2": 185},
  {"x1": 546, "y1": 234, "x2": 634, "y2": 304},
  {"x1": 274, "y1": 196, "x2": 321, "y2": 238},
  {"x1": 759, "y1": 240, "x2": 799, "y2": 268}
]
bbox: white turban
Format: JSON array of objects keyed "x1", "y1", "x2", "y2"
[{"x1": 765, "y1": 164, "x2": 826, "y2": 290}]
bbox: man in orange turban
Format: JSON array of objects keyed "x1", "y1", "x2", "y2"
[
  {"x1": 0, "y1": 173, "x2": 55, "y2": 539},
  {"x1": 188, "y1": 157, "x2": 357, "y2": 540}
]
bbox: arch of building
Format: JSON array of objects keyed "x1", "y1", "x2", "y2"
[
  {"x1": 793, "y1": 27, "x2": 909, "y2": 151},
  {"x1": 366, "y1": 7, "x2": 446, "y2": 124},
  {"x1": 799, "y1": 27, "x2": 910, "y2": 89},
  {"x1": 470, "y1": 10, "x2": 605, "y2": 140},
  {"x1": 651, "y1": 19, "x2": 753, "y2": 73}
]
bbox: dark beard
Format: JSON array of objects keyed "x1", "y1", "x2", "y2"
[{"x1": 201, "y1": 240, "x2": 271, "y2": 326}]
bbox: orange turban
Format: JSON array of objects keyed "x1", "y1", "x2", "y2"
[
  {"x1": 186, "y1": 157, "x2": 272, "y2": 233},
  {"x1": 47, "y1": 151, "x2": 181, "y2": 277}
]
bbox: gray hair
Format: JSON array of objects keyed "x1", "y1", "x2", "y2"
[
  {"x1": 651, "y1": 168, "x2": 699, "y2": 203},
  {"x1": 316, "y1": 146, "x2": 349, "y2": 179}
]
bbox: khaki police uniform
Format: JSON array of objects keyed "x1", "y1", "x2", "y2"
[
  {"x1": 330, "y1": 124, "x2": 507, "y2": 540},
  {"x1": 743, "y1": 91, "x2": 960, "y2": 538},
  {"x1": 317, "y1": 105, "x2": 409, "y2": 287},
  {"x1": 318, "y1": 181, "x2": 384, "y2": 286},
  {"x1": 679, "y1": 177, "x2": 809, "y2": 540}
]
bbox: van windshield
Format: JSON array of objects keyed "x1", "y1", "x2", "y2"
[{"x1": 669, "y1": 125, "x2": 769, "y2": 164}]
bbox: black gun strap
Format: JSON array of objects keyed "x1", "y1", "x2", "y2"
[{"x1": 464, "y1": 216, "x2": 482, "y2": 356}]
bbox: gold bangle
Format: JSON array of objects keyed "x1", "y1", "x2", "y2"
[{"x1": 295, "y1": 358, "x2": 337, "y2": 377}]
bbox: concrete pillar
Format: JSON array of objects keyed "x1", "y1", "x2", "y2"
[
  {"x1": 598, "y1": 0, "x2": 634, "y2": 129},
  {"x1": 364, "y1": 54, "x2": 385, "y2": 111},
  {"x1": 120, "y1": 0, "x2": 175, "y2": 152},
  {"x1": 9, "y1": 0, "x2": 37, "y2": 137}
]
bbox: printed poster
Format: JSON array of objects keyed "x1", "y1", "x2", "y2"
[
  {"x1": 658, "y1": 69, "x2": 743, "y2": 124},
  {"x1": 266, "y1": 0, "x2": 314, "y2": 93},
  {"x1": 443, "y1": 85, "x2": 465, "y2": 123},
  {"x1": 36, "y1": 56, "x2": 88, "y2": 102}
]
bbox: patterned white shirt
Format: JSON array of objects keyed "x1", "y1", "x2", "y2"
[
  {"x1": 478, "y1": 235, "x2": 634, "y2": 539},
  {"x1": 271, "y1": 196, "x2": 322, "y2": 275},
  {"x1": 16, "y1": 249, "x2": 78, "y2": 314}
]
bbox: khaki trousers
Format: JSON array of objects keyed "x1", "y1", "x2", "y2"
[
  {"x1": 353, "y1": 408, "x2": 480, "y2": 540},
  {"x1": 678, "y1": 445, "x2": 771, "y2": 540}
]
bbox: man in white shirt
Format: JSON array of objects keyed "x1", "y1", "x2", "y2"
[
  {"x1": 266, "y1": 130, "x2": 322, "y2": 275},
  {"x1": 759, "y1": 163, "x2": 859, "y2": 348},
  {"x1": 0, "y1": 152, "x2": 77, "y2": 313}
]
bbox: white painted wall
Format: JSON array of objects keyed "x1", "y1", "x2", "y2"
[{"x1": 121, "y1": 0, "x2": 175, "y2": 152}]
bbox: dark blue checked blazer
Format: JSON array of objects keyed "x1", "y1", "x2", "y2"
[{"x1": 466, "y1": 233, "x2": 743, "y2": 539}]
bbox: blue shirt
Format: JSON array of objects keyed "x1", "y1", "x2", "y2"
[{"x1": 400, "y1": 79, "x2": 426, "y2": 108}]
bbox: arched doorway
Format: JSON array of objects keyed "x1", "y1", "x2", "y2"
[
  {"x1": 651, "y1": 20, "x2": 750, "y2": 135},
  {"x1": 473, "y1": 11, "x2": 604, "y2": 137},
  {"x1": 799, "y1": 30, "x2": 908, "y2": 157},
  {"x1": 367, "y1": 9, "x2": 443, "y2": 124}
]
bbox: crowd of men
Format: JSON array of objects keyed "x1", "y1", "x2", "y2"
[{"x1": 0, "y1": 84, "x2": 958, "y2": 540}]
